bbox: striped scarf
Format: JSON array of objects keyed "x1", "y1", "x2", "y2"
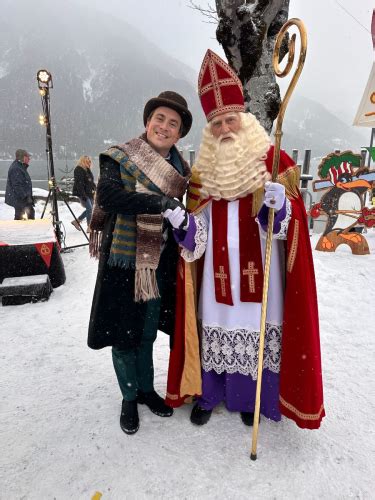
[{"x1": 90, "y1": 137, "x2": 190, "y2": 302}]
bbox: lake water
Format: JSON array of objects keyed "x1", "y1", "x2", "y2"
[
  {"x1": 0, "y1": 157, "x2": 329, "y2": 232},
  {"x1": 1, "y1": 155, "x2": 320, "y2": 192},
  {"x1": 0, "y1": 159, "x2": 100, "y2": 192}
]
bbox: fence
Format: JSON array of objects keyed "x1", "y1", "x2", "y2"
[
  {"x1": 178, "y1": 147, "x2": 373, "y2": 233},
  {"x1": 3, "y1": 147, "x2": 371, "y2": 233},
  {"x1": 179, "y1": 147, "x2": 318, "y2": 225}
]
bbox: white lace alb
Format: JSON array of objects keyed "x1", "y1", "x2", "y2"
[
  {"x1": 201, "y1": 323, "x2": 282, "y2": 380},
  {"x1": 181, "y1": 210, "x2": 208, "y2": 262},
  {"x1": 277, "y1": 198, "x2": 292, "y2": 239}
]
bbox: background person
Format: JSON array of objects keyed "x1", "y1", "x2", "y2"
[
  {"x1": 5, "y1": 149, "x2": 34, "y2": 220},
  {"x1": 71, "y1": 155, "x2": 96, "y2": 232}
]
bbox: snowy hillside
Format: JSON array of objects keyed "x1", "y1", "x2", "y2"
[
  {"x1": 0, "y1": 0, "x2": 205, "y2": 159},
  {"x1": 0, "y1": 199, "x2": 374, "y2": 499},
  {"x1": 0, "y1": 0, "x2": 368, "y2": 161}
]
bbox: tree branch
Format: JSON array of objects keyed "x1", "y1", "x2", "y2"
[{"x1": 188, "y1": 1, "x2": 219, "y2": 24}]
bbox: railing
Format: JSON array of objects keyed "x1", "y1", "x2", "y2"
[
  {"x1": 3, "y1": 146, "x2": 370, "y2": 233},
  {"x1": 180, "y1": 146, "x2": 318, "y2": 230},
  {"x1": 180, "y1": 146, "x2": 373, "y2": 234},
  {"x1": 293, "y1": 148, "x2": 314, "y2": 230}
]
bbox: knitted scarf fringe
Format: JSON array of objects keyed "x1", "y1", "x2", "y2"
[
  {"x1": 135, "y1": 268, "x2": 160, "y2": 302},
  {"x1": 89, "y1": 230, "x2": 103, "y2": 259}
]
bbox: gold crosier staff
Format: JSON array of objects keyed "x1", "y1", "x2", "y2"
[{"x1": 250, "y1": 18, "x2": 307, "y2": 461}]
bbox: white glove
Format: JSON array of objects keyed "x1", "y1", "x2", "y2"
[
  {"x1": 163, "y1": 206, "x2": 189, "y2": 230},
  {"x1": 264, "y1": 181, "x2": 285, "y2": 211}
]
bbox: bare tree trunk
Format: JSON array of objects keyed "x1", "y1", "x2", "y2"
[{"x1": 215, "y1": 0, "x2": 290, "y2": 133}]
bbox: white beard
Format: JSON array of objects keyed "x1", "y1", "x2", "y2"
[{"x1": 195, "y1": 112, "x2": 271, "y2": 201}]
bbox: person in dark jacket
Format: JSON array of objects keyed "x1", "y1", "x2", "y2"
[
  {"x1": 5, "y1": 149, "x2": 34, "y2": 220},
  {"x1": 88, "y1": 91, "x2": 192, "y2": 435},
  {"x1": 71, "y1": 155, "x2": 96, "y2": 231}
]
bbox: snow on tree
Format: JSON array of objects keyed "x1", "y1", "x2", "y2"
[{"x1": 191, "y1": 0, "x2": 290, "y2": 133}]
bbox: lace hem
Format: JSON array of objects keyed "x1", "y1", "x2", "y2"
[
  {"x1": 181, "y1": 211, "x2": 208, "y2": 262},
  {"x1": 201, "y1": 323, "x2": 282, "y2": 379},
  {"x1": 257, "y1": 198, "x2": 292, "y2": 240},
  {"x1": 275, "y1": 198, "x2": 292, "y2": 240}
]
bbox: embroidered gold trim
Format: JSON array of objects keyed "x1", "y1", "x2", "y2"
[
  {"x1": 280, "y1": 396, "x2": 324, "y2": 421},
  {"x1": 198, "y1": 50, "x2": 244, "y2": 99},
  {"x1": 214, "y1": 265, "x2": 229, "y2": 297},
  {"x1": 277, "y1": 165, "x2": 300, "y2": 199},
  {"x1": 287, "y1": 219, "x2": 299, "y2": 273},
  {"x1": 242, "y1": 261, "x2": 259, "y2": 293},
  {"x1": 180, "y1": 260, "x2": 202, "y2": 397},
  {"x1": 201, "y1": 78, "x2": 237, "y2": 94},
  {"x1": 206, "y1": 105, "x2": 245, "y2": 122}
]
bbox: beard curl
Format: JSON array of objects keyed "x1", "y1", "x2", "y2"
[{"x1": 195, "y1": 112, "x2": 271, "y2": 201}]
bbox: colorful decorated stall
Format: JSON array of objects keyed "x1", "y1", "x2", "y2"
[{"x1": 310, "y1": 151, "x2": 375, "y2": 254}]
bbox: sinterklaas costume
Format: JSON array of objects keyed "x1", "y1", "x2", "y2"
[{"x1": 166, "y1": 50, "x2": 325, "y2": 429}]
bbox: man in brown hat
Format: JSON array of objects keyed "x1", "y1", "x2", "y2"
[
  {"x1": 5, "y1": 149, "x2": 35, "y2": 220},
  {"x1": 88, "y1": 91, "x2": 192, "y2": 435}
]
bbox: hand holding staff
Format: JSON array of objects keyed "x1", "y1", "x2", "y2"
[{"x1": 250, "y1": 18, "x2": 307, "y2": 461}]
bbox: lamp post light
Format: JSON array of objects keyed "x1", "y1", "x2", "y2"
[{"x1": 37, "y1": 69, "x2": 62, "y2": 246}]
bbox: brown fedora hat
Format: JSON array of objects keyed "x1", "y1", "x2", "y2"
[{"x1": 143, "y1": 91, "x2": 192, "y2": 137}]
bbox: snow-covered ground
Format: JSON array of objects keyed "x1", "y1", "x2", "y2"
[{"x1": 1, "y1": 198, "x2": 375, "y2": 499}]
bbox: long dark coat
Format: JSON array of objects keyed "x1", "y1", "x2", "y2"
[
  {"x1": 88, "y1": 154, "x2": 186, "y2": 351},
  {"x1": 72, "y1": 165, "x2": 96, "y2": 200},
  {"x1": 5, "y1": 160, "x2": 33, "y2": 209}
]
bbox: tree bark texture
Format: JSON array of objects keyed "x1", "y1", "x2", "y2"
[{"x1": 215, "y1": 0, "x2": 290, "y2": 133}]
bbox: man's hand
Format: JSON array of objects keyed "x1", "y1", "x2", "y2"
[
  {"x1": 164, "y1": 206, "x2": 189, "y2": 230},
  {"x1": 264, "y1": 182, "x2": 285, "y2": 211},
  {"x1": 161, "y1": 196, "x2": 185, "y2": 212}
]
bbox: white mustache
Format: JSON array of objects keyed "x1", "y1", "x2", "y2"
[{"x1": 218, "y1": 132, "x2": 238, "y2": 143}]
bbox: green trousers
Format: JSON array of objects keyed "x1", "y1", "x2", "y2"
[{"x1": 112, "y1": 296, "x2": 161, "y2": 401}]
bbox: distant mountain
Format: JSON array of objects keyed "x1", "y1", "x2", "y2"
[
  {"x1": 0, "y1": 0, "x2": 205, "y2": 160},
  {"x1": 282, "y1": 94, "x2": 369, "y2": 159},
  {"x1": 0, "y1": 0, "x2": 369, "y2": 162}
]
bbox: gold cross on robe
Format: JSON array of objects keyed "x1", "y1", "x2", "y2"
[
  {"x1": 242, "y1": 261, "x2": 259, "y2": 294},
  {"x1": 214, "y1": 265, "x2": 228, "y2": 297}
]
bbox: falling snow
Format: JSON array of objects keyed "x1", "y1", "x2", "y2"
[{"x1": 0, "y1": 199, "x2": 374, "y2": 498}]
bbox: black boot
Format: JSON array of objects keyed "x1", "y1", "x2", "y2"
[
  {"x1": 120, "y1": 399, "x2": 139, "y2": 435},
  {"x1": 240, "y1": 412, "x2": 260, "y2": 427},
  {"x1": 190, "y1": 403, "x2": 212, "y2": 425},
  {"x1": 137, "y1": 390, "x2": 173, "y2": 417}
]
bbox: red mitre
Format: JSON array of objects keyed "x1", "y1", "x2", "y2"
[{"x1": 198, "y1": 49, "x2": 245, "y2": 121}]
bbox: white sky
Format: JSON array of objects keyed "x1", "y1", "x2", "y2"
[{"x1": 78, "y1": 0, "x2": 374, "y2": 123}]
